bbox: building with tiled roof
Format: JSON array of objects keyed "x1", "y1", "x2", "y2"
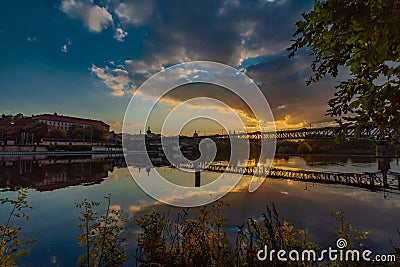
[{"x1": 32, "y1": 113, "x2": 110, "y2": 131}]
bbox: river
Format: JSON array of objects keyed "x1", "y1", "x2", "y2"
[{"x1": 0, "y1": 154, "x2": 399, "y2": 266}]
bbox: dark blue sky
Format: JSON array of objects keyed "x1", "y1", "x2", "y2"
[{"x1": 0, "y1": 0, "x2": 338, "y2": 132}]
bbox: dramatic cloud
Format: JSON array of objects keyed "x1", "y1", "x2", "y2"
[
  {"x1": 114, "y1": 1, "x2": 153, "y2": 26},
  {"x1": 245, "y1": 51, "x2": 339, "y2": 128},
  {"x1": 106, "y1": 120, "x2": 123, "y2": 132},
  {"x1": 60, "y1": 0, "x2": 113, "y2": 32},
  {"x1": 90, "y1": 64, "x2": 134, "y2": 96},
  {"x1": 114, "y1": 27, "x2": 128, "y2": 41},
  {"x1": 86, "y1": 0, "x2": 338, "y2": 128},
  {"x1": 103, "y1": 0, "x2": 313, "y2": 84}
]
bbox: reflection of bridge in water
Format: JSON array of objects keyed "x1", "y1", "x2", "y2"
[{"x1": 175, "y1": 162, "x2": 400, "y2": 192}]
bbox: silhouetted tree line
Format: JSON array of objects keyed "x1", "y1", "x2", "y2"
[{"x1": 0, "y1": 115, "x2": 109, "y2": 144}]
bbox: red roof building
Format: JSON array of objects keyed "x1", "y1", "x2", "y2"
[{"x1": 32, "y1": 113, "x2": 110, "y2": 131}]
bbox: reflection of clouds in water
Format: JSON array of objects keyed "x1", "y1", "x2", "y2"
[
  {"x1": 121, "y1": 167, "x2": 400, "y2": 252},
  {"x1": 125, "y1": 165, "x2": 400, "y2": 208},
  {"x1": 134, "y1": 172, "x2": 249, "y2": 205},
  {"x1": 109, "y1": 205, "x2": 121, "y2": 211},
  {"x1": 109, "y1": 172, "x2": 120, "y2": 179},
  {"x1": 272, "y1": 156, "x2": 392, "y2": 173},
  {"x1": 331, "y1": 189, "x2": 400, "y2": 205},
  {"x1": 129, "y1": 205, "x2": 141, "y2": 213},
  {"x1": 107, "y1": 205, "x2": 126, "y2": 224},
  {"x1": 127, "y1": 166, "x2": 147, "y2": 178},
  {"x1": 108, "y1": 167, "x2": 131, "y2": 179},
  {"x1": 223, "y1": 179, "x2": 400, "y2": 250},
  {"x1": 128, "y1": 201, "x2": 157, "y2": 215},
  {"x1": 128, "y1": 166, "x2": 245, "y2": 205}
]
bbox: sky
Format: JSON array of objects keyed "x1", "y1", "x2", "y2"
[{"x1": 0, "y1": 0, "x2": 342, "y2": 134}]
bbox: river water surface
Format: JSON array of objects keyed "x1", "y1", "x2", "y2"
[{"x1": 1, "y1": 154, "x2": 400, "y2": 266}]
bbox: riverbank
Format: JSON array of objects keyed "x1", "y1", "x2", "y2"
[
  {"x1": 277, "y1": 139, "x2": 400, "y2": 156},
  {"x1": 0, "y1": 144, "x2": 122, "y2": 155},
  {"x1": 0, "y1": 150, "x2": 123, "y2": 156}
]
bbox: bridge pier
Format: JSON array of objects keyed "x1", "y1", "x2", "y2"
[{"x1": 376, "y1": 142, "x2": 391, "y2": 188}]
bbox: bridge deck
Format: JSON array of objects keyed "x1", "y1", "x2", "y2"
[{"x1": 176, "y1": 126, "x2": 382, "y2": 141}]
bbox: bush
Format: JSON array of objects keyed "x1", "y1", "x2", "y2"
[
  {"x1": 136, "y1": 205, "x2": 399, "y2": 267},
  {"x1": 136, "y1": 203, "x2": 318, "y2": 266},
  {"x1": 75, "y1": 195, "x2": 129, "y2": 267}
]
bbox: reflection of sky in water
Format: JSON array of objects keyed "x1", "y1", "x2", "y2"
[
  {"x1": 273, "y1": 155, "x2": 400, "y2": 173},
  {"x1": 0, "y1": 156, "x2": 399, "y2": 266},
  {"x1": 128, "y1": 165, "x2": 400, "y2": 255}
]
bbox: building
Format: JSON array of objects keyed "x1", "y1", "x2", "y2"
[{"x1": 32, "y1": 113, "x2": 110, "y2": 132}]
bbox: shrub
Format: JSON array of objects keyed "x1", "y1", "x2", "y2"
[
  {"x1": 75, "y1": 195, "x2": 129, "y2": 267},
  {"x1": 136, "y1": 203, "x2": 318, "y2": 266}
]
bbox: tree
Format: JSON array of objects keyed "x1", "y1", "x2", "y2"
[
  {"x1": 89, "y1": 126, "x2": 109, "y2": 142},
  {"x1": 46, "y1": 128, "x2": 67, "y2": 139},
  {"x1": 288, "y1": 0, "x2": 400, "y2": 141},
  {"x1": 70, "y1": 127, "x2": 85, "y2": 140},
  {"x1": 29, "y1": 122, "x2": 48, "y2": 144},
  {"x1": 297, "y1": 141, "x2": 312, "y2": 154},
  {"x1": 68, "y1": 125, "x2": 109, "y2": 142}
]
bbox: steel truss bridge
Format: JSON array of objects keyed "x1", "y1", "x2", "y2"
[{"x1": 183, "y1": 126, "x2": 382, "y2": 141}]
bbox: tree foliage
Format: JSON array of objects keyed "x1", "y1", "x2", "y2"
[
  {"x1": 0, "y1": 120, "x2": 48, "y2": 144},
  {"x1": 136, "y1": 202, "x2": 320, "y2": 266},
  {"x1": 136, "y1": 204, "x2": 397, "y2": 266},
  {"x1": 75, "y1": 195, "x2": 129, "y2": 267},
  {"x1": 0, "y1": 189, "x2": 35, "y2": 266},
  {"x1": 68, "y1": 124, "x2": 109, "y2": 142},
  {"x1": 46, "y1": 128, "x2": 67, "y2": 139},
  {"x1": 297, "y1": 141, "x2": 312, "y2": 154},
  {"x1": 288, "y1": 0, "x2": 400, "y2": 141}
]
